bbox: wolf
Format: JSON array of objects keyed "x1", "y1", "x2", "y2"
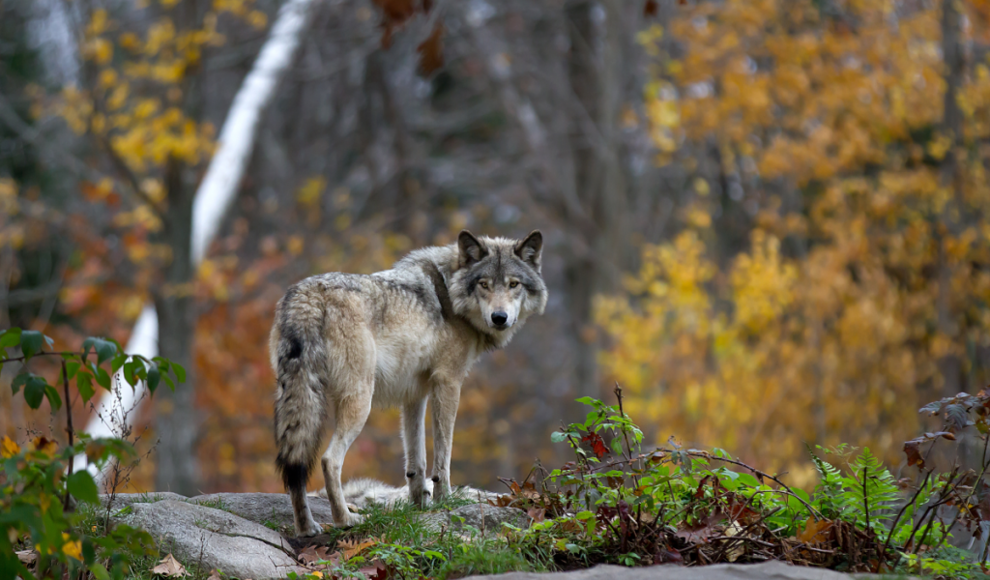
[
  {"x1": 317, "y1": 478, "x2": 502, "y2": 510},
  {"x1": 271, "y1": 230, "x2": 547, "y2": 536}
]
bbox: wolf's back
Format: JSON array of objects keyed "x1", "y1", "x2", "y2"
[{"x1": 272, "y1": 284, "x2": 330, "y2": 493}]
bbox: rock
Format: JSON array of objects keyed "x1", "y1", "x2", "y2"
[
  {"x1": 116, "y1": 499, "x2": 300, "y2": 580},
  {"x1": 99, "y1": 492, "x2": 187, "y2": 512},
  {"x1": 417, "y1": 503, "x2": 530, "y2": 534},
  {"x1": 459, "y1": 561, "x2": 918, "y2": 580},
  {"x1": 449, "y1": 503, "x2": 531, "y2": 532},
  {"x1": 187, "y1": 492, "x2": 337, "y2": 531}
]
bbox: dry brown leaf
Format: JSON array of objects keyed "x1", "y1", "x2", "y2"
[
  {"x1": 643, "y1": 0, "x2": 658, "y2": 17},
  {"x1": 416, "y1": 24, "x2": 444, "y2": 76},
  {"x1": 723, "y1": 520, "x2": 744, "y2": 562},
  {"x1": 337, "y1": 536, "x2": 380, "y2": 561},
  {"x1": 797, "y1": 516, "x2": 832, "y2": 545},
  {"x1": 151, "y1": 554, "x2": 190, "y2": 577},
  {"x1": 206, "y1": 571, "x2": 221, "y2": 580},
  {"x1": 298, "y1": 545, "x2": 336, "y2": 566},
  {"x1": 526, "y1": 507, "x2": 546, "y2": 523},
  {"x1": 337, "y1": 538, "x2": 380, "y2": 560}
]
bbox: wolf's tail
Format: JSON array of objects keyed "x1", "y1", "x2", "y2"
[{"x1": 273, "y1": 295, "x2": 329, "y2": 493}]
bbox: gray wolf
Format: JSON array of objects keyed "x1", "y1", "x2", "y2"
[
  {"x1": 271, "y1": 230, "x2": 547, "y2": 536},
  {"x1": 315, "y1": 478, "x2": 502, "y2": 510}
]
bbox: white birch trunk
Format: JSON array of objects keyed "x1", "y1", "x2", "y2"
[{"x1": 78, "y1": 0, "x2": 320, "y2": 481}]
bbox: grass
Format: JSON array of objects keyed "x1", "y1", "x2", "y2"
[{"x1": 307, "y1": 498, "x2": 551, "y2": 580}]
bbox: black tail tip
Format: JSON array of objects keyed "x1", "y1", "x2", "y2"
[{"x1": 277, "y1": 459, "x2": 308, "y2": 491}]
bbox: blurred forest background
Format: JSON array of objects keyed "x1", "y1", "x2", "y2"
[{"x1": 3, "y1": 0, "x2": 990, "y2": 496}]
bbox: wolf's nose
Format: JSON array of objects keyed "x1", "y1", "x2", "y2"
[{"x1": 491, "y1": 311, "x2": 508, "y2": 326}]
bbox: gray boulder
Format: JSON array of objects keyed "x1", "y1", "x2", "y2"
[
  {"x1": 117, "y1": 499, "x2": 301, "y2": 580},
  {"x1": 460, "y1": 561, "x2": 918, "y2": 580},
  {"x1": 418, "y1": 502, "x2": 531, "y2": 534},
  {"x1": 449, "y1": 503, "x2": 531, "y2": 532},
  {"x1": 99, "y1": 492, "x2": 187, "y2": 512},
  {"x1": 187, "y1": 492, "x2": 337, "y2": 531}
]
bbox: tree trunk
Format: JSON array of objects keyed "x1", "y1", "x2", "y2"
[
  {"x1": 937, "y1": 0, "x2": 964, "y2": 399},
  {"x1": 152, "y1": 156, "x2": 199, "y2": 495},
  {"x1": 937, "y1": 0, "x2": 968, "y2": 468},
  {"x1": 564, "y1": 0, "x2": 629, "y2": 398}
]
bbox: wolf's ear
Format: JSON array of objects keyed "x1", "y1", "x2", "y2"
[
  {"x1": 458, "y1": 230, "x2": 487, "y2": 268},
  {"x1": 514, "y1": 230, "x2": 543, "y2": 272}
]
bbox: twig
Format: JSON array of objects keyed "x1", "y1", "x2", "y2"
[
  {"x1": 613, "y1": 383, "x2": 639, "y2": 488},
  {"x1": 61, "y1": 359, "x2": 74, "y2": 511},
  {"x1": 882, "y1": 468, "x2": 932, "y2": 556},
  {"x1": 1, "y1": 351, "x2": 114, "y2": 364}
]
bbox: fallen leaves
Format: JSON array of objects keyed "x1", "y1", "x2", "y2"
[
  {"x1": 797, "y1": 517, "x2": 832, "y2": 545},
  {"x1": 151, "y1": 553, "x2": 189, "y2": 577},
  {"x1": 337, "y1": 536, "x2": 380, "y2": 560},
  {"x1": 296, "y1": 539, "x2": 388, "y2": 580}
]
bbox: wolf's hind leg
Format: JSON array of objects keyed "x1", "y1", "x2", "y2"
[
  {"x1": 401, "y1": 397, "x2": 429, "y2": 506},
  {"x1": 286, "y1": 466, "x2": 322, "y2": 536},
  {"x1": 322, "y1": 387, "x2": 373, "y2": 527}
]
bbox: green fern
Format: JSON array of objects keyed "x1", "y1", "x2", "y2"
[
  {"x1": 807, "y1": 444, "x2": 844, "y2": 519},
  {"x1": 839, "y1": 447, "x2": 899, "y2": 532}
]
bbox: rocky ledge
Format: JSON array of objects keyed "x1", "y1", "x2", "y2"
[{"x1": 99, "y1": 487, "x2": 915, "y2": 580}]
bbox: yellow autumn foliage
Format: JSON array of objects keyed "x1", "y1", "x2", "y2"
[{"x1": 602, "y1": 0, "x2": 990, "y2": 484}]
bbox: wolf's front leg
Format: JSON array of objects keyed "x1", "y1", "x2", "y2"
[
  {"x1": 430, "y1": 381, "x2": 461, "y2": 502},
  {"x1": 401, "y1": 398, "x2": 430, "y2": 507}
]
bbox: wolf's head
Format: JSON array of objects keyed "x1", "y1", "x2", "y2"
[{"x1": 449, "y1": 230, "x2": 548, "y2": 348}]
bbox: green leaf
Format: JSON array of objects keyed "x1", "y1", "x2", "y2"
[
  {"x1": 76, "y1": 371, "x2": 95, "y2": 403},
  {"x1": 90, "y1": 562, "x2": 111, "y2": 580},
  {"x1": 550, "y1": 431, "x2": 568, "y2": 443},
  {"x1": 162, "y1": 374, "x2": 175, "y2": 392},
  {"x1": 146, "y1": 364, "x2": 161, "y2": 393},
  {"x1": 23, "y1": 376, "x2": 47, "y2": 409},
  {"x1": 0, "y1": 327, "x2": 21, "y2": 349},
  {"x1": 82, "y1": 537, "x2": 96, "y2": 565},
  {"x1": 93, "y1": 365, "x2": 112, "y2": 391},
  {"x1": 171, "y1": 362, "x2": 186, "y2": 383},
  {"x1": 111, "y1": 353, "x2": 127, "y2": 374},
  {"x1": 11, "y1": 372, "x2": 29, "y2": 395},
  {"x1": 122, "y1": 360, "x2": 137, "y2": 387},
  {"x1": 44, "y1": 385, "x2": 62, "y2": 412},
  {"x1": 95, "y1": 339, "x2": 116, "y2": 366},
  {"x1": 737, "y1": 473, "x2": 762, "y2": 488},
  {"x1": 20, "y1": 330, "x2": 45, "y2": 358},
  {"x1": 65, "y1": 360, "x2": 81, "y2": 379},
  {"x1": 67, "y1": 471, "x2": 99, "y2": 504}
]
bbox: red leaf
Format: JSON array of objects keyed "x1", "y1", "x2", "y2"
[{"x1": 581, "y1": 433, "x2": 608, "y2": 459}]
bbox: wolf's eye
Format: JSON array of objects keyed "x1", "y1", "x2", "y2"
[
  {"x1": 509, "y1": 281, "x2": 519, "y2": 288},
  {"x1": 480, "y1": 281, "x2": 489, "y2": 290}
]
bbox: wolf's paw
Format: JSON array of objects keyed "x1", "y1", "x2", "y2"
[
  {"x1": 296, "y1": 516, "x2": 324, "y2": 537},
  {"x1": 335, "y1": 512, "x2": 365, "y2": 528}
]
